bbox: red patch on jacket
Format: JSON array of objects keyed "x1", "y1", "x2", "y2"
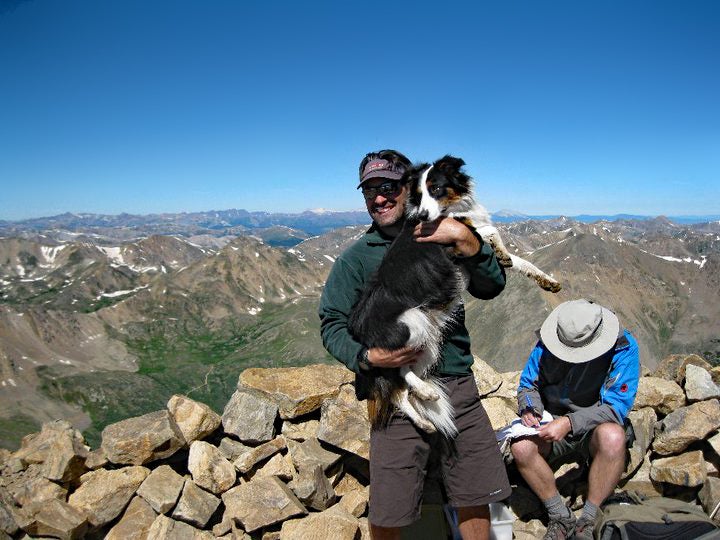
[{"x1": 620, "y1": 384, "x2": 628, "y2": 393}]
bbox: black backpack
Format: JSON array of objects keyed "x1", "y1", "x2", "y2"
[{"x1": 596, "y1": 491, "x2": 720, "y2": 540}]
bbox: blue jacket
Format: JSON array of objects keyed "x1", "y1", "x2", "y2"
[{"x1": 517, "y1": 330, "x2": 640, "y2": 436}]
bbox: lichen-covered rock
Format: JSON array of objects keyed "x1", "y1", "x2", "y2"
[
  {"x1": 137, "y1": 464, "x2": 185, "y2": 514},
  {"x1": 318, "y1": 384, "x2": 370, "y2": 460},
  {"x1": 188, "y1": 441, "x2": 236, "y2": 494},
  {"x1": 167, "y1": 395, "x2": 222, "y2": 444},
  {"x1": 221, "y1": 476, "x2": 306, "y2": 533},
  {"x1": 67, "y1": 465, "x2": 149, "y2": 527},
  {"x1": 633, "y1": 376, "x2": 685, "y2": 415},
  {"x1": 653, "y1": 399, "x2": 720, "y2": 455},
  {"x1": 221, "y1": 388, "x2": 278, "y2": 443},
  {"x1": 101, "y1": 410, "x2": 185, "y2": 465},
  {"x1": 105, "y1": 496, "x2": 157, "y2": 540},
  {"x1": 239, "y1": 364, "x2": 354, "y2": 419},
  {"x1": 282, "y1": 419, "x2": 320, "y2": 441},
  {"x1": 650, "y1": 450, "x2": 707, "y2": 487}
]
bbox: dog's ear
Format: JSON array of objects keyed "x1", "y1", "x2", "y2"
[{"x1": 435, "y1": 155, "x2": 465, "y2": 173}]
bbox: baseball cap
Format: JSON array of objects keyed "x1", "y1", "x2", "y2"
[{"x1": 358, "y1": 158, "x2": 408, "y2": 188}]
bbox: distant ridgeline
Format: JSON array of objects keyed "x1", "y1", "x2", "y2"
[{"x1": 0, "y1": 215, "x2": 718, "y2": 452}]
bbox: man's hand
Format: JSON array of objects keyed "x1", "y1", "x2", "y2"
[
  {"x1": 520, "y1": 410, "x2": 542, "y2": 428},
  {"x1": 367, "y1": 346, "x2": 421, "y2": 368},
  {"x1": 413, "y1": 217, "x2": 481, "y2": 257},
  {"x1": 537, "y1": 416, "x2": 572, "y2": 442}
]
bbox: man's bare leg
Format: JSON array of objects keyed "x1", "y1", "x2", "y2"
[
  {"x1": 457, "y1": 505, "x2": 491, "y2": 540},
  {"x1": 586, "y1": 423, "x2": 626, "y2": 506},
  {"x1": 510, "y1": 436, "x2": 558, "y2": 500},
  {"x1": 370, "y1": 524, "x2": 401, "y2": 540}
]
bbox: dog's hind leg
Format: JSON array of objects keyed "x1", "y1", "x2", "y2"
[
  {"x1": 509, "y1": 254, "x2": 562, "y2": 293},
  {"x1": 400, "y1": 366, "x2": 440, "y2": 401},
  {"x1": 392, "y1": 388, "x2": 437, "y2": 433},
  {"x1": 477, "y1": 225, "x2": 514, "y2": 267}
]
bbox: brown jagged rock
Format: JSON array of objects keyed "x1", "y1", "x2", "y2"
[
  {"x1": 288, "y1": 465, "x2": 336, "y2": 511},
  {"x1": 137, "y1": 464, "x2": 185, "y2": 514},
  {"x1": 0, "y1": 486, "x2": 19, "y2": 536},
  {"x1": 471, "y1": 356, "x2": 503, "y2": 397},
  {"x1": 101, "y1": 410, "x2": 185, "y2": 465},
  {"x1": 633, "y1": 376, "x2": 686, "y2": 415},
  {"x1": 171, "y1": 479, "x2": 221, "y2": 529},
  {"x1": 105, "y1": 496, "x2": 157, "y2": 540},
  {"x1": 621, "y1": 453, "x2": 663, "y2": 498},
  {"x1": 280, "y1": 504, "x2": 359, "y2": 540},
  {"x1": 286, "y1": 437, "x2": 342, "y2": 473},
  {"x1": 167, "y1": 394, "x2": 222, "y2": 444},
  {"x1": 653, "y1": 399, "x2": 720, "y2": 455},
  {"x1": 699, "y1": 477, "x2": 720, "y2": 524},
  {"x1": 146, "y1": 513, "x2": 214, "y2": 539},
  {"x1": 338, "y1": 485, "x2": 369, "y2": 517},
  {"x1": 221, "y1": 388, "x2": 278, "y2": 443},
  {"x1": 624, "y1": 407, "x2": 657, "y2": 478},
  {"x1": 650, "y1": 450, "x2": 707, "y2": 487},
  {"x1": 653, "y1": 353, "x2": 713, "y2": 384},
  {"x1": 12, "y1": 421, "x2": 85, "y2": 468},
  {"x1": 480, "y1": 396, "x2": 518, "y2": 430},
  {"x1": 250, "y1": 452, "x2": 295, "y2": 481},
  {"x1": 318, "y1": 384, "x2": 370, "y2": 460},
  {"x1": 187, "y1": 441, "x2": 236, "y2": 495},
  {"x1": 282, "y1": 419, "x2": 321, "y2": 441},
  {"x1": 221, "y1": 475, "x2": 307, "y2": 533},
  {"x1": 16, "y1": 498, "x2": 87, "y2": 540},
  {"x1": 239, "y1": 364, "x2": 353, "y2": 420},
  {"x1": 233, "y1": 437, "x2": 286, "y2": 475},
  {"x1": 67, "y1": 465, "x2": 149, "y2": 527}
]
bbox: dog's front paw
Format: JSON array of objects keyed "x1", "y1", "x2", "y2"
[
  {"x1": 411, "y1": 384, "x2": 440, "y2": 402},
  {"x1": 540, "y1": 277, "x2": 562, "y2": 293}
]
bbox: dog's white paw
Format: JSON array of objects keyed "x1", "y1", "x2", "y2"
[
  {"x1": 411, "y1": 383, "x2": 440, "y2": 402},
  {"x1": 416, "y1": 418, "x2": 437, "y2": 433}
]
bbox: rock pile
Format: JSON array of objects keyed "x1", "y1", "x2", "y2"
[{"x1": 0, "y1": 355, "x2": 719, "y2": 539}]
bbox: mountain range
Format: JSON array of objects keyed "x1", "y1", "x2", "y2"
[{"x1": 0, "y1": 210, "x2": 718, "y2": 449}]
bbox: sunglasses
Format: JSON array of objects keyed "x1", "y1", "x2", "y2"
[{"x1": 361, "y1": 180, "x2": 403, "y2": 200}]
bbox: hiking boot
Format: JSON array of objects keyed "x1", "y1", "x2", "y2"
[
  {"x1": 573, "y1": 515, "x2": 596, "y2": 540},
  {"x1": 543, "y1": 513, "x2": 577, "y2": 540}
]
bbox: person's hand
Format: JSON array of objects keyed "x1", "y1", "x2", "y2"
[
  {"x1": 521, "y1": 410, "x2": 542, "y2": 428},
  {"x1": 413, "y1": 217, "x2": 481, "y2": 257},
  {"x1": 367, "y1": 346, "x2": 421, "y2": 368},
  {"x1": 537, "y1": 416, "x2": 572, "y2": 442}
]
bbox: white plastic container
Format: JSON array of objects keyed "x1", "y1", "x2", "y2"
[{"x1": 489, "y1": 502, "x2": 516, "y2": 540}]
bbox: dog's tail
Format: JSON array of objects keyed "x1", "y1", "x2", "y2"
[
  {"x1": 508, "y1": 253, "x2": 562, "y2": 293},
  {"x1": 367, "y1": 375, "x2": 399, "y2": 430}
]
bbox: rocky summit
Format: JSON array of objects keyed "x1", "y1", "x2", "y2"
[{"x1": 1, "y1": 356, "x2": 719, "y2": 539}]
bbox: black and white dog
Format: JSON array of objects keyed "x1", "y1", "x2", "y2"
[{"x1": 349, "y1": 156, "x2": 561, "y2": 438}]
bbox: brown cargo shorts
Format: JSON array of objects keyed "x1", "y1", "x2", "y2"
[{"x1": 368, "y1": 374, "x2": 511, "y2": 528}]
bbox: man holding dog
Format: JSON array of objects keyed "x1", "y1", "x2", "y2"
[
  {"x1": 511, "y1": 299, "x2": 640, "y2": 540},
  {"x1": 319, "y1": 149, "x2": 511, "y2": 539}
]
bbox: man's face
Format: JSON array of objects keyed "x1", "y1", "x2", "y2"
[{"x1": 361, "y1": 178, "x2": 408, "y2": 229}]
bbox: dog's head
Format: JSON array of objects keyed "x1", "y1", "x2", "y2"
[{"x1": 405, "y1": 155, "x2": 473, "y2": 221}]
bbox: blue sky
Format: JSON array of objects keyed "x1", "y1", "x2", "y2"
[{"x1": 1, "y1": 0, "x2": 718, "y2": 220}]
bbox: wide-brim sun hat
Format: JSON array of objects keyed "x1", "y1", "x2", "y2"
[{"x1": 540, "y1": 299, "x2": 620, "y2": 364}]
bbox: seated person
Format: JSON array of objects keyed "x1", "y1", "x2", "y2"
[{"x1": 510, "y1": 299, "x2": 640, "y2": 540}]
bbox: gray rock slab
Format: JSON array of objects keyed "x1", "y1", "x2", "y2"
[
  {"x1": 221, "y1": 388, "x2": 278, "y2": 444},
  {"x1": 105, "y1": 496, "x2": 157, "y2": 540},
  {"x1": 650, "y1": 450, "x2": 708, "y2": 487},
  {"x1": 171, "y1": 480, "x2": 220, "y2": 528},
  {"x1": 685, "y1": 364, "x2": 720, "y2": 402},
  {"x1": 221, "y1": 475, "x2": 306, "y2": 533},
  {"x1": 234, "y1": 437, "x2": 286, "y2": 475},
  {"x1": 137, "y1": 464, "x2": 185, "y2": 514},
  {"x1": 653, "y1": 399, "x2": 720, "y2": 455},
  {"x1": 318, "y1": 384, "x2": 370, "y2": 460},
  {"x1": 286, "y1": 437, "x2": 342, "y2": 474},
  {"x1": 633, "y1": 376, "x2": 686, "y2": 415},
  {"x1": 188, "y1": 441, "x2": 236, "y2": 494}
]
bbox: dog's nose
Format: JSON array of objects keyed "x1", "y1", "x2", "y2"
[{"x1": 418, "y1": 210, "x2": 429, "y2": 221}]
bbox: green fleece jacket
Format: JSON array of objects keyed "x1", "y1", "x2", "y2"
[{"x1": 318, "y1": 223, "x2": 506, "y2": 375}]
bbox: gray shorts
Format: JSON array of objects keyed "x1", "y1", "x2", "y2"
[
  {"x1": 548, "y1": 420, "x2": 635, "y2": 469},
  {"x1": 368, "y1": 374, "x2": 511, "y2": 528}
]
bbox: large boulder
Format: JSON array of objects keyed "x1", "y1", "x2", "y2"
[
  {"x1": 653, "y1": 399, "x2": 720, "y2": 455},
  {"x1": 68, "y1": 466, "x2": 149, "y2": 527},
  {"x1": 101, "y1": 410, "x2": 185, "y2": 465},
  {"x1": 239, "y1": 364, "x2": 354, "y2": 419},
  {"x1": 318, "y1": 384, "x2": 370, "y2": 460},
  {"x1": 221, "y1": 388, "x2": 278, "y2": 444},
  {"x1": 221, "y1": 476, "x2": 307, "y2": 533},
  {"x1": 167, "y1": 395, "x2": 221, "y2": 444},
  {"x1": 11, "y1": 421, "x2": 85, "y2": 469},
  {"x1": 471, "y1": 357, "x2": 503, "y2": 397},
  {"x1": 633, "y1": 377, "x2": 685, "y2": 415}
]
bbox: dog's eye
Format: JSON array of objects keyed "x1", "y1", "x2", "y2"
[{"x1": 429, "y1": 185, "x2": 445, "y2": 197}]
